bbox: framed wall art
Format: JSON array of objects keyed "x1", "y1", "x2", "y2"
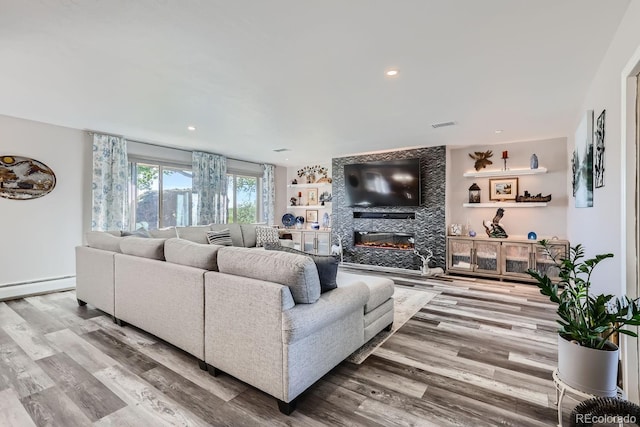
[
  {"x1": 0, "y1": 155, "x2": 56, "y2": 200},
  {"x1": 489, "y1": 177, "x2": 518, "y2": 201}
]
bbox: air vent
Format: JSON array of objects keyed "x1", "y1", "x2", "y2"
[
  {"x1": 431, "y1": 121, "x2": 457, "y2": 129},
  {"x1": 273, "y1": 148, "x2": 291, "y2": 152}
]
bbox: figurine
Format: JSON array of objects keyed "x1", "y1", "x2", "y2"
[
  {"x1": 483, "y1": 208, "x2": 508, "y2": 238},
  {"x1": 414, "y1": 248, "x2": 444, "y2": 276},
  {"x1": 468, "y1": 150, "x2": 493, "y2": 171},
  {"x1": 290, "y1": 197, "x2": 297, "y2": 206}
]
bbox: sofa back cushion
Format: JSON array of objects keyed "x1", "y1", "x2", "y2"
[
  {"x1": 217, "y1": 247, "x2": 321, "y2": 304},
  {"x1": 239, "y1": 224, "x2": 257, "y2": 247},
  {"x1": 149, "y1": 227, "x2": 177, "y2": 239},
  {"x1": 120, "y1": 237, "x2": 166, "y2": 260},
  {"x1": 176, "y1": 225, "x2": 211, "y2": 244},
  {"x1": 165, "y1": 238, "x2": 221, "y2": 271},
  {"x1": 211, "y1": 223, "x2": 244, "y2": 247},
  {"x1": 86, "y1": 231, "x2": 123, "y2": 252}
]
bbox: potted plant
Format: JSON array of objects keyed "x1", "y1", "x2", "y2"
[{"x1": 527, "y1": 240, "x2": 640, "y2": 396}]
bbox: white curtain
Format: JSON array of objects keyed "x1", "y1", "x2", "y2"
[
  {"x1": 262, "y1": 164, "x2": 276, "y2": 224},
  {"x1": 91, "y1": 134, "x2": 128, "y2": 230},
  {"x1": 193, "y1": 151, "x2": 227, "y2": 224}
]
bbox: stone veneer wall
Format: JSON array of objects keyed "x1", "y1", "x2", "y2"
[{"x1": 332, "y1": 146, "x2": 446, "y2": 270}]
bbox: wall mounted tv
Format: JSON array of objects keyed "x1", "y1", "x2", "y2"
[{"x1": 344, "y1": 158, "x2": 421, "y2": 207}]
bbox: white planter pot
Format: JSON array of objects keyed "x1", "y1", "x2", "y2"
[{"x1": 557, "y1": 334, "x2": 619, "y2": 397}]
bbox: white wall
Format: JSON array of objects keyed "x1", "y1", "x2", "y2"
[
  {"x1": 448, "y1": 138, "x2": 568, "y2": 239},
  {"x1": 568, "y1": 1, "x2": 640, "y2": 403},
  {"x1": 0, "y1": 115, "x2": 90, "y2": 290}
]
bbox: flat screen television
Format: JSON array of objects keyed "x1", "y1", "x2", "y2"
[{"x1": 344, "y1": 158, "x2": 421, "y2": 207}]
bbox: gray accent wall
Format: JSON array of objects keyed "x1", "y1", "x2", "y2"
[{"x1": 332, "y1": 146, "x2": 446, "y2": 270}]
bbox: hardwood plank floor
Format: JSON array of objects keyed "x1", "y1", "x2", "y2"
[{"x1": 0, "y1": 273, "x2": 569, "y2": 426}]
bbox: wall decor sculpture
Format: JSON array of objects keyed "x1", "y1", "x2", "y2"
[
  {"x1": 0, "y1": 155, "x2": 56, "y2": 200},
  {"x1": 574, "y1": 110, "x2": 594, "y2": 208},
  {"x1": 594, "y1": 109, "x2": 605, "y2": 188}
]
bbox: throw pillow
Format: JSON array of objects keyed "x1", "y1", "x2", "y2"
[
  {"x1": 206, "y1": 229, "x2": 233, "y2": 246},
  {"x1": 264, "y1": 243, "x2": 339, "y2": 293},
  {"x1": 255, "y1": 226, "x2": 280, "y2": 247}
]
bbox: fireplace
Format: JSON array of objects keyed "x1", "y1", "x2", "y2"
[{"x1": 353, "y1": 231, "x2": 415, "y2": 251}]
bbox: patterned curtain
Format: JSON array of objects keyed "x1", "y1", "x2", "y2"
[
  {"x1": 193, "y1": 151, "x2": 227, "y2": 224},
  {"x1": 262, "y1": 164, "x2": 276, "y2": 224},
  {"x1": 91, "y1": 134, "x2": 128, "y2": 230}
]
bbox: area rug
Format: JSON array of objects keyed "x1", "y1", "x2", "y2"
[{"x1": 346, "y1": 286, "x2": 438, "y2": 364}]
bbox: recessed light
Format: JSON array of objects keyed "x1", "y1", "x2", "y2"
[
  {"x1": 187, "y1": 126, "x2": 196, "y2": 131},
  {"x1": 495, "y1": 129, "x2": 503, "y2": 134},
  {"x1": 385, "y1": 69, "x2": 399, "y2": 77}
]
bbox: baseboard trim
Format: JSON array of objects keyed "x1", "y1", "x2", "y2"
[{"x1": 0, "y1": 277, "x2": 75, "y2": 302}]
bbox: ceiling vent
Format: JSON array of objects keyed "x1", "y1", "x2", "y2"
[
  {"x1": 431, "y1": 121, "x2": 457, "y2": 129},
  {"x1": 272, "y1": 148, "x2": 291, "y2": 152}
]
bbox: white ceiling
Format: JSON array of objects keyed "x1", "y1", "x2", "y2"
[{"x1": 0, "y1": 0, "x2": 630, "y2": 166}]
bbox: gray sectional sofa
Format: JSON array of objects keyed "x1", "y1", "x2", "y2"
[{"x1": 75, "y1": 223, "x2": 394, "y2": 414}]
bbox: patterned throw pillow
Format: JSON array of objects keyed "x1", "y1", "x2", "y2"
[
  {"x1": 255, "y1": 226, "x2": 281, "y2": 247},
  {"x1": 206, "y1": 229, "x2": 233, "y2": 246}
]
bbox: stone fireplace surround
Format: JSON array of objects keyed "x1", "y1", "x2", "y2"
[{"x1": 332, "y1": 146, "x2": 446, "y2": 271}]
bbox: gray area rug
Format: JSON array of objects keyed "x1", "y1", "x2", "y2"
[{"x1": 346, "y1": 286, "x2": 438, "y2": 364}]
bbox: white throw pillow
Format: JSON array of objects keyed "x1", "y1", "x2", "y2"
[{"x1": 255, "y1": 226, "x2": 280, "y2": 247}]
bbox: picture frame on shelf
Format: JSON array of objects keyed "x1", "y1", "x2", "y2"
[
  {"x1": 306, "y1": 209, "x2": 318, "y2": 223},
  {"x1": 489, "y1": 177, "x2": 518, "y2": 201},
  {"x1": 306, "y1": 188, "x2": 318, "y2": 205}
]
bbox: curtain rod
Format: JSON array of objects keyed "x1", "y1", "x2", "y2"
[{"x1": 85, "y1": 130, "x2": 261, "y2": 164}]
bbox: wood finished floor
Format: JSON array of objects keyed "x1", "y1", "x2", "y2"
[{"x1": 0, "y1": 273, "x2": 570, "y2": 426}]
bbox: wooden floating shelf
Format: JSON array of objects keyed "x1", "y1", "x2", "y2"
[
  {"x1": 462, "y1": 202, "x2": 548, "y2": 208},
  {"x1": 463, "y1": 167, "x2": 547, "y2": 178}
]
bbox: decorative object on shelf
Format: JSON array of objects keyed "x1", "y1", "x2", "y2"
[
  {"x1": 321, "y1": 212, "x2": 330, "y2": 230},
  {"x1": 469, "y1": 229, "x2": 476, "y2": 237},
  {"x1": 530, "y1": 153, "x2": 539, "y2": 169},
  {"x1": 306, "y1": 188, "x2": 318, "y2": 205},
  {"x1": 527, "y1": 231, "x2": 537, "y2": 240},
  {"x1": 289, "y1": 197, "x2": 297, "y2": 206},
  {"x1": 450, "y1": 223, "x2": 462, "y2": 236},
  {"x1": 297, "y1": 191, "x2": 302, "y2": 206},
  {"x1": 319, "y1": 191, "x2": 332, "y2": 206},
  {"x1": 413, "y1": 248, "x2": 444, "y2": 276},
  {"x1": 501, "y1": 150, "x2": 509, "y2": 171},
  {"x1": 291, "y1": 179, "x2": 298, "y2": 185},
  {"x1": 0, "y1": 155, "x2": 56, "y2": 200},
  {"x1": 282, "y1": 213, "x2": 296, "y2": 228},
  {"x1": 527, "y1": 242, "x2": 640, "y2": 397},
  {"x1": 305, "y1": 209, "x2": 318, "y2": 223},
  {"x1": 295, "y1": 215, "x2": 305, "y2": 229},
  {"x1": 297, "y1": 165, "x2": 329, "y2": 184},
  {"x1": 594, "y1": 109, "x2": 605, "y2": 188},
  {"x1": 483, "y1": 208, "x2": 508, "y2": 238},
  {"x1": 468, "y1": 183, "x2": 481, "y2": 203},
  {"x1": 489, "y1": 177, "x2": 518, "y2": 201},
  {"x1": 575, "y1": 110, "x2": 594, "y2": 208},
  {"x1": 468, "y1": 150, "x2": 493, "y2": 171},
  {"x1": 516, "y1": 191, "x2": 552, "y2": 202},
  {"x1": 310, "y1": 222, "x2": 320, "y2": 230}
]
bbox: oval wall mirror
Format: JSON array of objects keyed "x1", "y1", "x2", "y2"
[{"x1": 0, "y1": 155, "x2": 56, "y2": 200}]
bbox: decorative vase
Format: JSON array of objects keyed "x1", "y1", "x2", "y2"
[
  {"x1": 557, "y1": 335, "x2": 619, "y2": 396},
  {"x1": 530, "y1": 153, "x2": 539, "y2": 169}
]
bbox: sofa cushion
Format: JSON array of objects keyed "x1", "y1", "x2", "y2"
[
  {"x1": 149, "y1": 227, "x2": 177, "y2": 239},
  {"x1": 264, "y1": 244, "x2": 339, "y2": 293},
  {"x1": 122, "y1": 228, "x2": 151, "y2": 238},
  {"x1": 255, "y1": 226, "x2": 280, "y2": 247},
  {"x1": 206, "y1": 229, "x2": 233, "y2": 246},
  {"x1": 240, "y1": 224, "x2": 257, "y2": 247},
  {"x1": 86, "y1": 231, "x2": 123, "y2": 252},
  {"x1": 210, "y1": 223, "x2": 244, "y2": 247},
  {"x1": 176, "y1": 225, "x2": 211, "y2": 244},
  {"x1": 120, "y1": 237, "x2": 166, "y2": 260},
  {"x1": 217, "y1": 247, "x2": 321, "y2": 304},
  {"x1": 164, "y1": 238, "x2": 221, "y2": 271},
  {"x1": 337, "y1": 271, "x2": 394, "y2": 313}
]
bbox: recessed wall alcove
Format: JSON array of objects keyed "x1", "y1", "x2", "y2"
[{"x1": 332, "y1": 146, "x2": 446, "y2": 270}]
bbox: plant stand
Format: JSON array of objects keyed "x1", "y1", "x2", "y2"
[{"x1": 552, "y1": 368, "x2": 626, "y2": 427}]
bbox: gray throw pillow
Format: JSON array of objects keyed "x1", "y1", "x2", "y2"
[{"x1": 264, "y1": 243, "x2": 339, "y2": 293}]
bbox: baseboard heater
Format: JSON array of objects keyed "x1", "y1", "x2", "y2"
[
  {"x1": 353, "y1": 212, "x2": 416, "y2": 219},
  {"x1": 0, "y1": 276, "x2": 75, "y2": 301}
]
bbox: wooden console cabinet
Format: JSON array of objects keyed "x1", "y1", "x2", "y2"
[{"x1": 447, "y1": 236, "x2": 569, "y2": 282}]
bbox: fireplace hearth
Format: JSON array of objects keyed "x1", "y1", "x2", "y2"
[{"x1": 354, "y1": 231, "x2": 415, "y2": 251}]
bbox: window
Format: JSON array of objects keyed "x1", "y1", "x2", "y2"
[
  {"x1": 227, "y1": 174, "x2": 261, "y2": 223},
  {"x1": 129, "y1": 161, "x2": 195, "y2": 230}
]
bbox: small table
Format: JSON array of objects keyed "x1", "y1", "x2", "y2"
[{"x1": 552, "y1": 368, "x2": 626, "y2": 427}]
